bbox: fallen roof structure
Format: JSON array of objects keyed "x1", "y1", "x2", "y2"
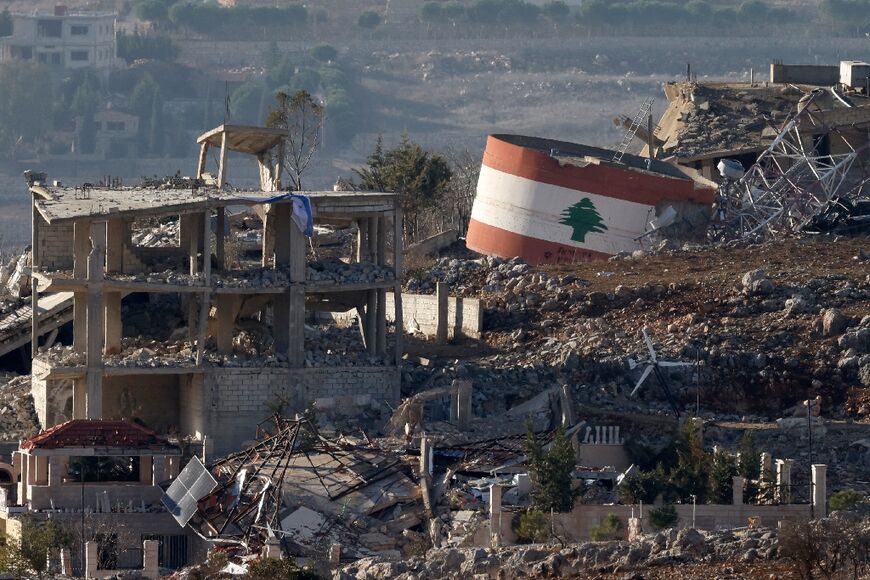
[{"x1": 166, "y1": 416, "x2": 423, "y2": 560}]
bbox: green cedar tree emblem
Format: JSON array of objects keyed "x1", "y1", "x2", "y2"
[{"x1": 559, "y1": 197, "x2": 608, "y2": 242}]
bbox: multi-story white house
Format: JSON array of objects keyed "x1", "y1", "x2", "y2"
[{"x1": 0, "y1": 5, "x2": 116, "y2": 73}]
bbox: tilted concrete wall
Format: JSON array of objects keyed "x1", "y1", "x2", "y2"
[{"x1": 31, "y1": 363, "x2": 72, "y2": 429}]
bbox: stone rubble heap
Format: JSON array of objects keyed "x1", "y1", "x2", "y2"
[
  {"x1": 130, "y1": 220, "x2": 179, "y2": 247},
  {"x1": 308, "y1": 261, "x2": 395, "y2": 285},
  {"x1": 0, "y1": 375, "x2": 40, "y2": 440},
  {"x1": 336, "y1": 526, "x2": 780, "y2": 579}
]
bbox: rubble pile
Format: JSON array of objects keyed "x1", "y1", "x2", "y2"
[
  {"x1": 308, "y1": 261, "x2": 395, "y2": 285},
  {"x1": 665, "y1": 83, "x2": 803, "y2": 160},
  {"x1": 130, "y1": 219, "x2": 179, "y2": 247},
  {"x1": 0, "y1": 375, "x2": 40, "y2": 440},
  {"x1": 336, "y1": 525, "x2": 781, "y2": 579},
  {"x1": 402, "y1": 239, "x2": 870, "y2": 421}
]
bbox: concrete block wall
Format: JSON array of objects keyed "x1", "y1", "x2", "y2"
[
  {"x1": 203, "y1": 366, "x2": 400, "y2": 455},
  {"x1": 328, "y1": 292, "x2": 483, "y2": 339},
  {"x1": 38, "y1": 218, "x2": 74, "y2": 270}
]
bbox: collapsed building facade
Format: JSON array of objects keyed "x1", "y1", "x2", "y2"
[
  {"x1": 28, "y1": 124, "x2": 405, "y2": 458},
  {"x1": 467, "y1": 60, "x2": 870, "y2": 264}
]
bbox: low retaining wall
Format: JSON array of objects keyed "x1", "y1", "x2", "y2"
[{"x1": 491, "y1": 502, "x2": 812, "y2": 545}]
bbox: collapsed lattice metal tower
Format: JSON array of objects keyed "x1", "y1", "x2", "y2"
[{"x1": 710, "y1": 90, "x2": 870, "y2": 241}]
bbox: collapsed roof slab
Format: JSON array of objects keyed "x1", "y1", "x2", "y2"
[
  {"x1": 32, "y1": 186, "x2": 398, "y2": 226},
  {"x1": 196, "y1": 124, "x2": 288, "y2": 156}
]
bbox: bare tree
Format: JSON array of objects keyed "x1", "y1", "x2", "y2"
[
  {"x1": 443, "y1": 147, "x2": 480, "y2": 235},
  {"x1": 266, "y1": 90, "x2": 324, "y2": 191}
]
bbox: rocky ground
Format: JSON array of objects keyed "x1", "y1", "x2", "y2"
[
  {"x1": 402, "y1": 235, "x2": 870, "y2": 491},
  {"x1": 336, "y1": 524, "x2": 792, "y2": 579}
]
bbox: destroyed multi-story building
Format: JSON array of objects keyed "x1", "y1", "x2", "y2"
[{"x1": 27, "y1": 124, "x2": 405, "y2": 457}]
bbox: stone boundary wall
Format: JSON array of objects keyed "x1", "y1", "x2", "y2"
[
  {"x1": 328, "y1": 292, "x2": 482, "y2": 339},
  {"x1": 492, "y1": 503, "x2": 812, "y2": 545}
]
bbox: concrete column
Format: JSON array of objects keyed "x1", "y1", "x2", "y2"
[
  {"x1": 104, "y1": 291, "x2": 122, "y2": 355},
  {"x1": 812, "y1": 464, "x2": 827, "y2": 518},
  {"x1": 376, "y1": 216, "x2": 387, "y2": 355},
  {"x1": 73, "y1": 219, "x2": 91, "y2": 354},
  {"x1": 356, "y1": 219, "x2": 369, "y2": 263},
  {"x1": 489, "y1": 484, "x2": 503, "y2": 548},
  {"x1": 152, "y1": 455, "x2": 166, "y2": 485},
  {"x1": 451, "y1": 380, "x2": 472, "y2": 429},
  {"x1": 215, "y1": 295, "x2": 240, "y2": 355},
  {"x1": 393, "y1": 208, "x2": 404, "y2": 367},
  {"x1": 105, "y1": 218, "x2": 124, "y2": 274},
  {"x1": 85, "y1": 241, "x2": 104, "y2": 419},
  {"x1": 329, "y1": 544, "x2": 341, "y2": 567},
  {"x1": 732, "y1": 476, "x2": 745, "y2": 505},
  {"x1": 217, "y1": 131, "x2": 228, "y2": 188},
  {"x1": 143, "y1": 540, "x2": 159, "y2": 579},
  {"x1": 419, "y1": 437, "x2": 432, "y2": 478},
  {"x1": 85, "y1": 541, "x2": 98, "y2": 579},
  {"x1": 515, "y1": 473, "x2": 531, "y2": 497},
  {"x1": 48, "y1": 456, "x2": 62, "y2": 486},
  {"x1": 35, "y1": 455, "x2": 48, "y2": 485},
  {"x1": 215, "y1": 206, "x2": 225, "y2": 271},
  {"x1": 196, "y1": 142, "x2": 208, "y2": 179},
  {"x1": 167, "y1": 456, "x2": 180, "y2": 479},
  {"x1": 60, "y1": 548, "x2": 71, "y2": 576},
  {"x1": 761, "y1": 452, "x2": 772, "y2": 479},
  {"x1": 72, "y1": 378, "x2": 86, "y2": 419},
  {"x1": 595, "y1": 426, "x2": 602, "y2": 444},
  {"x1": 776, "y1": 459, "x2": 793, "y2": 504},
  {"x1": 365, "y1": 289, "x2": 377, "y2": 355},
  {"x1": 435, "y1": 282, "x2": 448, "y2": 344},
  {"x1": 139, "y1": 456, "x2": 153, "y2": 485}
]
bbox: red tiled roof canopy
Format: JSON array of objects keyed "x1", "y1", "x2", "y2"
[{"x1": 22, "y1": 419, "x2": 172, "y2": 450}]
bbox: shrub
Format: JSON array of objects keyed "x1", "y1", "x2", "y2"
[
  {"x1": 590, "y1": 513, "x2": 623, "y2": 541},
  {"x1": 829, "y1": 489, "x2": 864, "y2": 512},
  {"x1": 618, "y1": 466, "x2": 666, "y2": 504},
  {"x1": 247, "y1": 556, "x2": 319, "y2": 579},
  {"x1": 513, "y1": 508, "x2": 549, "y2": 543},
  {"x1": 358, "y1": 10, "x2": 382, "y2": 30},
  {"x1": 649, "y1": 505, "x2": 678, "y2": 530},
  {"x1": 310, "y1": 43, "x2": 337, "y2": 63}
]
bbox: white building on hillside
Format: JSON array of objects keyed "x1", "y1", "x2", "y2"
[{"x1": 0, "y1": 6, "x2": 116, "y2": 73}]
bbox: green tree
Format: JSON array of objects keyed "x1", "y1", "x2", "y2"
[
  {"x1": 737, "y1": 431, "x2": 760, "y2": 502},
  {"x1": 0, "y1": 9, "x2": 13, "y2": 37},
  {"x1": 668, "y1": 418, "x2": 710, "y2": 503},
  {"x1": 590, "y1": 513, "x2": 623, "y2": 541},
  {"x1": 649, "y1": 504, "x2": 679, "y2": 530},
  {"x1": 559, "y1": 197, "x2": 608, "y2": 242},
  {"x1": 117, "y1": 31, "x2": 179, "y2": 62},
  {"x1": 353, "y1": 135, "x2": 453, "y2": 242},
  {"x1": 266, "y1": 90, "x2": 324, "y2": 191},
  {"x1": 513, "y1": 508, "x2": 549, "y2": 543},
  {"x1": 618, "y1": 464, "x2": 667, "y2": 504},
  {"x1": 131, "y1": 0, "x2": 176, "y2": 24},
  {"x1": 130, "y1": 73, "x2": 159, "y2": 155},
  {"x1": 829, "y1": 489, "x2": 864, "y2": 512},
  {"x1": 524, "y1": 422, "x2": 578, "y2": 512},
  {"x1": 0, "y1": 61, "x2": 54, "y2": 155},
  {"x1": 310, "y1": 43, "x2": 337, "y2": 63},
  {"x1": 542, "y1": 0, "x2": 570, "y2": 20},
  {"x1": 421, "y1": 1, "x2": 446, "y2": 23},
  {"x1": 709, "y1": 448, "x2": 737, "y2": 504},
  {"x1": 0, "y1": 516, "x2": 73, "y2": 579},
  {"x1": 358, "y1": 9, "x2": 382, "y2": 31}
]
